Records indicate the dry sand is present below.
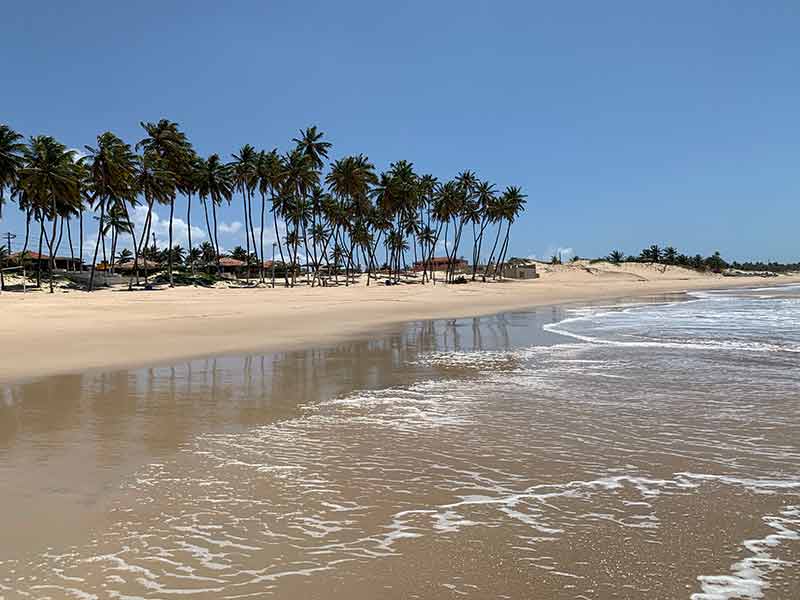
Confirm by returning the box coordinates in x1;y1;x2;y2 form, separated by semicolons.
0;261;797;382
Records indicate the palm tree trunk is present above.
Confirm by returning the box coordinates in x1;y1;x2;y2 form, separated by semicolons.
20;208;31;290
494;221;512;279
472;217;489;280
336;230;349;287
484;222;504;278
55;215;65;258
88;199;106;292
201;196;214;274
36;217;44;288
79;207;83;271
498;224;513;276
241;187;251;282
292;230;301;288
47;199;58;293
411;232;418;274
301;221;311;286
211;200;221;275
441;221;450;283
369;229;385;286
454;219;466;280
168;197;175;286
425;222;445;285
132;201;150;286
187;192;194;277
345;234;356;287
308;209;320;287
247;188;259;277
22;209;31;257
364;242;373;287
271;198;289;287
471;220;478;280
135;200;153;285
100;220;107;268
110;227;118;275
121;204;140;291
259;190;266;283
67;217;75;272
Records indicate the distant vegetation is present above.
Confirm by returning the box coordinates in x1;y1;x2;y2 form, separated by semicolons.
603;245;798;273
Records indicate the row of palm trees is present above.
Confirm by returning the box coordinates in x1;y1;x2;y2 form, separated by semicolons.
606;245;730;272
0;122;527;292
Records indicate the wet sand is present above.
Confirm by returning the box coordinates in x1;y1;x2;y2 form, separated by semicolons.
0;266;798;383
1;292;799;599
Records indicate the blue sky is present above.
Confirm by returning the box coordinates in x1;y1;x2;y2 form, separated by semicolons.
2;1;798;262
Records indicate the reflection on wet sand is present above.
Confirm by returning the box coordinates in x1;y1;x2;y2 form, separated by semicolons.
0;313;538;563
1;296;799;599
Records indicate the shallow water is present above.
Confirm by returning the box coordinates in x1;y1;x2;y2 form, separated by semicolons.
1;288;799;599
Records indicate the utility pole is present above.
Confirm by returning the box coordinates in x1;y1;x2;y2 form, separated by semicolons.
1;233;16;293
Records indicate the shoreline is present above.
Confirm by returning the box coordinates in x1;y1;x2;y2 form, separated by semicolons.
1;272;798;384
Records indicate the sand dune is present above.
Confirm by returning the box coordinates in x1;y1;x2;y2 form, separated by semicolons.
0;263;797;382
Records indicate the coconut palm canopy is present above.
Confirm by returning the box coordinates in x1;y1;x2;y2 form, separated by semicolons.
0;122;527;291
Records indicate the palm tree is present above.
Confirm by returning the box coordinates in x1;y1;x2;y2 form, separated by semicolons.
607;250;625;264
481;191;506;279
230;245;249;262
102;200;134;273
705;250;727;272
435;170;473;282
137;119;192;287
231;144;259;280
291;127;331;284
131;152;173;286
413;174;438;282
198;241;216;270
284;229;300;284
293;126;331;171
493;186;527;279
326;154;378;284
116;247;133;264
195;154;233;275
184;153;201;277
186;247;202;269
164;244;185;267
640;245;662;263
281;148;319;286
470;180;496;279
284;193;313;286
0;124;25;220
429;180;462;283
255;150;285;283
19;136;79;293
84;132;138;290
257;149;288;286
65;158;90;272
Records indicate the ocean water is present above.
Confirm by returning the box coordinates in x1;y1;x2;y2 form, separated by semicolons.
1;286;798;599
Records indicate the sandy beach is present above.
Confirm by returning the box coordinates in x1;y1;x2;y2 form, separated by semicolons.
0;261;798;382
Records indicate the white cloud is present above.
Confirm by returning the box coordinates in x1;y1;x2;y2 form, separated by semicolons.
218;221;242;234
130;205;205;248
252;222;286;246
